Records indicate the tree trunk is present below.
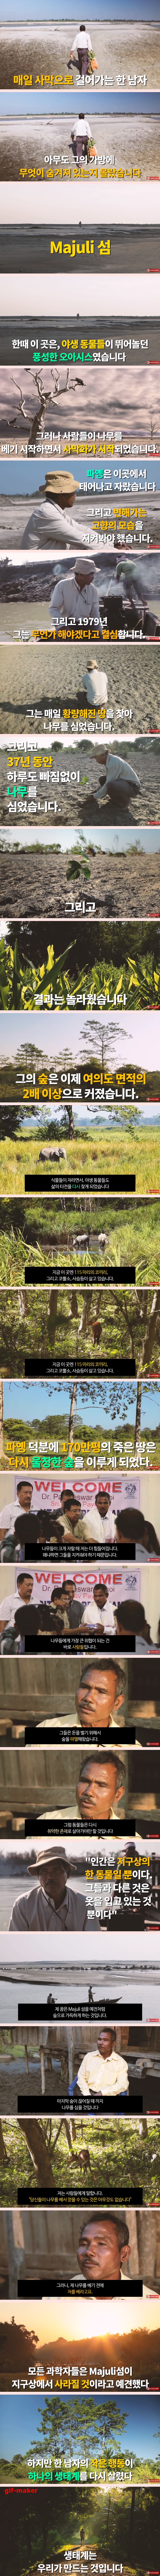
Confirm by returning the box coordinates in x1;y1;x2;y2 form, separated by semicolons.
133;1380;142;1456
133;1289;160;1457
48;1288;58;1349
5;2209;17;2294
40;2045;45;2095
51;2114;77;2157
17;2116;54;2184
0;2118;8;2163
66;1104;75;1138
29;393;47;445
119;1292;135;1366
140;1288;160;1373
78;1294;93;1338
129;2488;136;2531
139;2116;148;2138
68;1379;77;1446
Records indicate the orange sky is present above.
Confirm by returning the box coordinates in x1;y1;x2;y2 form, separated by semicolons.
0;2295;160;2344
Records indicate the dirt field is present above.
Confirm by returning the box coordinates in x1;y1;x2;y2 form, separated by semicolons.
0;20;159;88
0;111;160;181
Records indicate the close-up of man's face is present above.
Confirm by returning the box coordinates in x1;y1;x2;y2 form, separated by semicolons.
28;1854;67;1905
17;1576;33;1603
75;1664;125;1729
17;1482;33;1509
75;558;95;589
97;2030;116;2059
51;1584;75;1610
77;1757;125;1818
78;2218;130;2279
93;1584;109;1608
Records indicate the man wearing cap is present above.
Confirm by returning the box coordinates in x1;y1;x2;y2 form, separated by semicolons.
50;555;103;629
8;1846;90;1933
95;743;140;804
23;470;95;552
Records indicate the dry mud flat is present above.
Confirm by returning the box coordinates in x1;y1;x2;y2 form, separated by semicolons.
0;835;160;918
0;21;159;88
0;823;160;921
2;732;160;834
1;111;160;180
0;638;160;730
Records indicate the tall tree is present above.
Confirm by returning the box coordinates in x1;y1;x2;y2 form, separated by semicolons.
17;2118;54;2185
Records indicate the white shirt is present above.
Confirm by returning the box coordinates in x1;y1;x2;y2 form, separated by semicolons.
15;1572;51;1608
22;500;95;552
80;1505;116;1541
71;29;92;49
0;1592;16;1625
100;752;140;791
73;115;91;135
0;1498;40;1527
83;666;108;705
50;570;101;622
81;1595;116;1630
0;1504;21;1533
77;2046;129;2094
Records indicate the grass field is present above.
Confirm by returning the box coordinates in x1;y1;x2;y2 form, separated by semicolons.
0;1194;160;1285
0;1123;160;1193
0;1284;160;1372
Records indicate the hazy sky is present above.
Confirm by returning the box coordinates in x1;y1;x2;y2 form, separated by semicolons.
1;1008;160;1068
0;2292;159;2340
1;829;160;858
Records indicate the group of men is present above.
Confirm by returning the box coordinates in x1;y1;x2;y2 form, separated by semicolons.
0;1568;154;1649
1;1476;158;1558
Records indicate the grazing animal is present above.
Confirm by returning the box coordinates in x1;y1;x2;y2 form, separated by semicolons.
39;1143;67;1164
91;1319;102;1346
